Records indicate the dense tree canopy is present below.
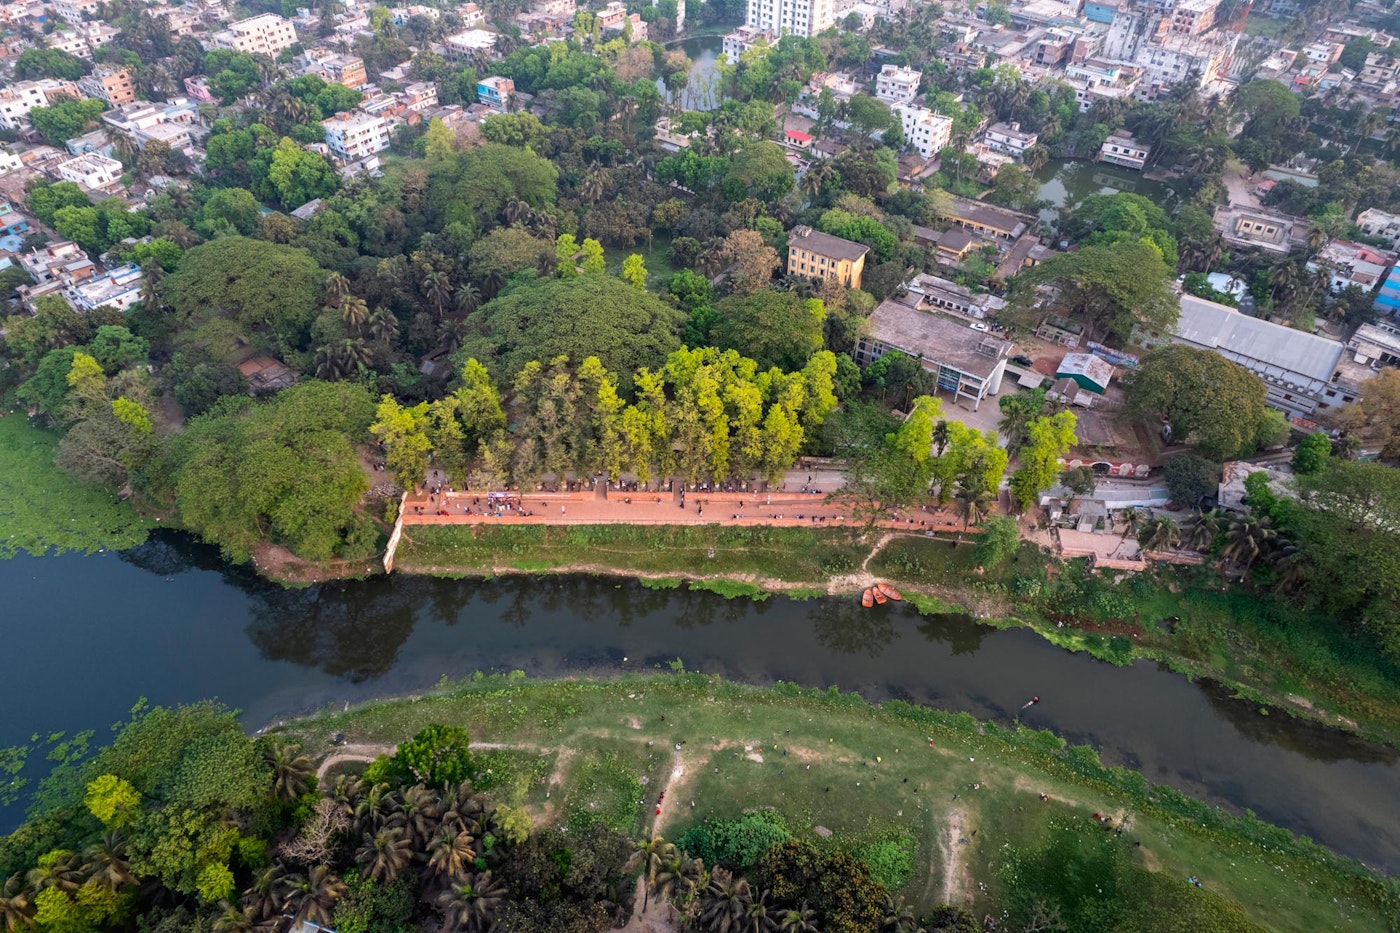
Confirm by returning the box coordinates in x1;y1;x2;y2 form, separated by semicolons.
1126;346;1268;460
456;275;682;386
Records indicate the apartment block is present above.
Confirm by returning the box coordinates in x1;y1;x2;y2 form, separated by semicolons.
54;152;123;190
50;0;98;26
892;103;952;159
321;111;392;162
875;64;921;104
210;13;299;56
78;67;136;107
0;79;80;130
744;0;835;38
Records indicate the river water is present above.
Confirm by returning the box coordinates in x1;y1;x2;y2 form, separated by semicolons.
3;531;1398;871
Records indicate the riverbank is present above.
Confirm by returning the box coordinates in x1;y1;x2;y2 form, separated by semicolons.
272;674;1398;931
392;523;1400;752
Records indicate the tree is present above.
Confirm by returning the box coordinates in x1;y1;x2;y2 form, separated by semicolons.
1010;411;1077;511
1138;516;1181;552
1163;454;1220;508
997;388;1046;455
816;209;896;263
250;137;339;209
84;774;141;827
371;396;433;491
1223;514;1279;568
455;276;682;389
621;254;648;290
723;141;796;203
436;872;507;933
1292;431;1332;474
28;98;106;145
196;187;262;237
1013;239;1177;342
1126;346;1268;460
1337;369;1400;462
15;47;86;80
711;291;825;372
468;227;554;287
263;740;314;804
709;229;780;294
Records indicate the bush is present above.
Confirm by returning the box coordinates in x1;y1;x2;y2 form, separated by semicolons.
677;811;790;870
856;835;915;890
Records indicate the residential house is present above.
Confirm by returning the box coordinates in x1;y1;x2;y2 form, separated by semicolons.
0;202;30;236
476;76;515;111
443;29;497;59
1348;319;1400;371
721;25;775;61
1214;205;1303;254
0;146;22;175
891;103;952;159
980;122;1038;159
183;76;216;103
856;294;1011;409
50;0;98;26
67;262;142;311
903;272;1008;320
1375;261;1400;317
946;197;1031;241
1356;208;1400;251
53;152;122;191
0;79;80;130
786;225;869;289
743;0;836;39
1309;240;1396;294
874;64;921;104
1098;128;1149;170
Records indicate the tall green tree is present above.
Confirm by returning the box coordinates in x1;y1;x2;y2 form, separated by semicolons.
1126;346;1268;460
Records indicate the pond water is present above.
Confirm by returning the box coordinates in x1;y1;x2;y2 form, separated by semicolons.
3;531;1398;871
1033;158;1182;231
658;34;726;112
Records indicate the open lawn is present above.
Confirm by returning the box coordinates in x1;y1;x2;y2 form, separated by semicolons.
277;676;1398;933
0;413;152;558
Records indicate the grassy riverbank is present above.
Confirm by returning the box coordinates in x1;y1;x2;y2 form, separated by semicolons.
275;674;1398;932
394;523;1400;750
0;413;152;558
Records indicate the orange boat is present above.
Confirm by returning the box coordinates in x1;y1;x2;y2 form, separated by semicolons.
874;588;888;605
877;583;904;601
861;588;875;608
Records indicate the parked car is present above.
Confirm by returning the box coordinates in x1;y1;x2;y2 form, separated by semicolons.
1011;354;1033;366
969;321;989;332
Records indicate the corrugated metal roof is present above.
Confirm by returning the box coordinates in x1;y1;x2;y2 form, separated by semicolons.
1175;295;1344;383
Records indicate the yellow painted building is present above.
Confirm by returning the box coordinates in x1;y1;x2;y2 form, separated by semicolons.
786;225;869;289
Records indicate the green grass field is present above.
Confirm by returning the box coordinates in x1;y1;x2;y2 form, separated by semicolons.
0;413;152;558
280;676;1398;932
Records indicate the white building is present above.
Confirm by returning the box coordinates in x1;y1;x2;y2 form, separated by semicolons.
321;111;391;162
0;80;80;130
1098;129;1149;170
442;28;497;60
981;122;1038;159
50;0;99;27
744;0;835;38
0;146;22;175
45;29;90;59
892;103;952;159
1356;208;1400;251
722;25;777;61
875;64;921;104
68;263;143;312
54;152;123;190
209;13;299;56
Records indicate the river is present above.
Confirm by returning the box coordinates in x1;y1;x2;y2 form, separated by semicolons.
3;530;1398;872
1033;157;1182;231
658;34;726;112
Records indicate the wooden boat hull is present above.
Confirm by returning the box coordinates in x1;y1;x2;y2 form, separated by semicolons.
861;588;874;608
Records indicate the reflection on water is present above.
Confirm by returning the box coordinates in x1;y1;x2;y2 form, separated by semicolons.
3;530;1399;870
1033;158;1180;228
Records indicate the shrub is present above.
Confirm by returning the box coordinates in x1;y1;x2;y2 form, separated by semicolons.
856;835;915;889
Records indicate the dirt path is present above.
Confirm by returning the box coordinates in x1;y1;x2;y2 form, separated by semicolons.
650;748;693;837
314;741;528;783
940;808;973;906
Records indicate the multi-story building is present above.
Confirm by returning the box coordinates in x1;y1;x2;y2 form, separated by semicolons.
980;122;1039;159
1098;129;1150;169
744;0;835;38
891;103;952;159
442;28;497;60
143;4;201;37
53;152;123;190
321;111;391;162
857;295;1011;409
0;79;80;130
45;29;90;58
209;13;299;56
1357;208;1400;251
0;146;23;175
722;25;776;61
787;225;869;289
1214;205;1302;254
875;64;921;104
400;81;438;112
476;75;515;111
183;76;216;103
1374;262;1400;317
78;67;136;107
1168;0;1220;35
50;0;98;26
1349;319;1400;370
297;49;368;88
68;262;143;311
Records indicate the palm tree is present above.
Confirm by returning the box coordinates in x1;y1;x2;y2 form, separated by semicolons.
439;318;470;353
1119;506;1144;543
800;159;834;202
27;851;83;894
367;306;400;343
627;835;676;911
401;784;442;849
340;296;371;335
315;338;374;381
83;833;135;892
282;865;346;927
503;198;531;226
1183;509;1222;553
0;874;33;933
425;827;476;885
777;902;818;932
1223;514;1278;568
1138;516;1181;552
265;741;315;804
423;271;453;320
324;271;352;307
700;869;753;933
579;166;608;205
742;888;778;932
240;863;287;923
454;283;483;315
352;782;403;836
358;826;413;884
436;872;507;933
931;419;951;457
954;482;994;532
211;901;254;933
